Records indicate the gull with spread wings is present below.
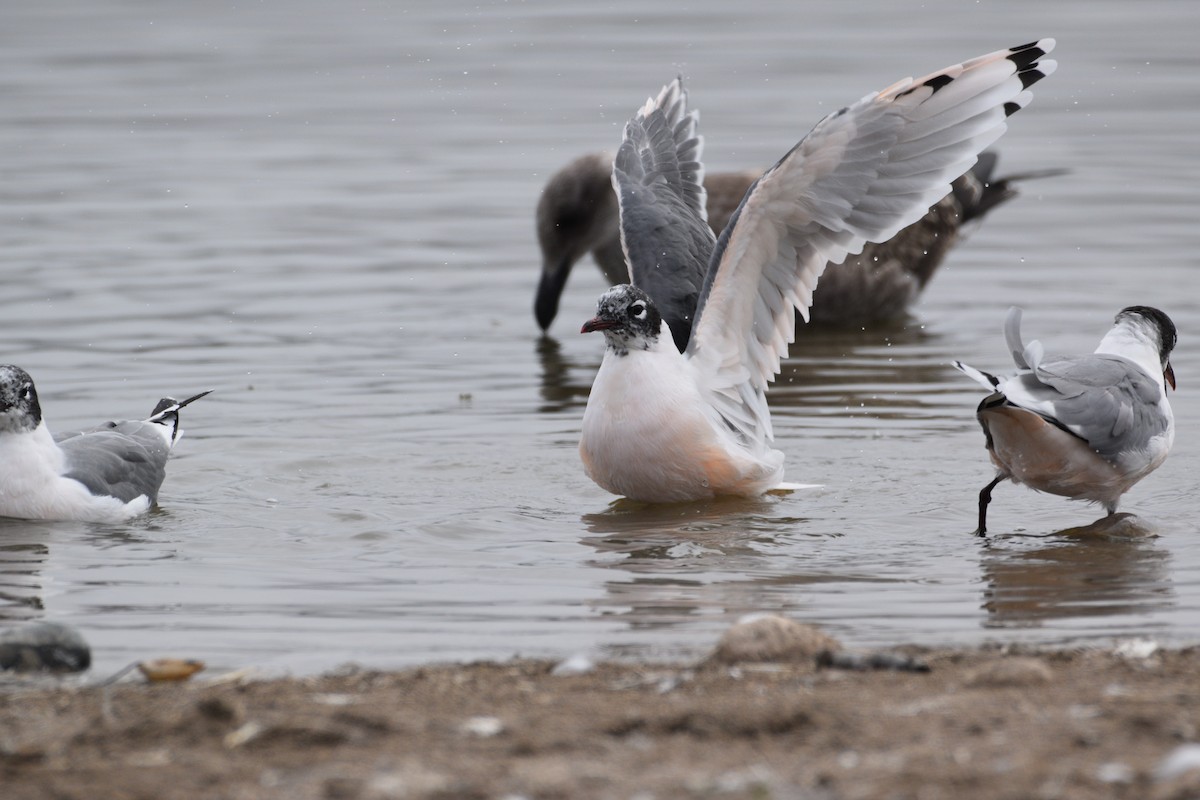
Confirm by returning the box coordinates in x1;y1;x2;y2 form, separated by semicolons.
579;40;1057;503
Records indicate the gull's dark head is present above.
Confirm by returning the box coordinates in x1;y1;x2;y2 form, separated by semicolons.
581;285;662;355
0;365;42;433
1117;306;1177;390
535;152;618;331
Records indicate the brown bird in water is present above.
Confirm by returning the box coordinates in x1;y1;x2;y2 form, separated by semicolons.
535;148;1055;344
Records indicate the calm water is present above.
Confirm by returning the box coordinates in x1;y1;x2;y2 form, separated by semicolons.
2;0;1200;676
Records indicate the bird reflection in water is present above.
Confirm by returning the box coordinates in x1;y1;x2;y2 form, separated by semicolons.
578;497;833;634
0;530;51;624
979;514;1173;627
581;496;805;560
535;334;593;415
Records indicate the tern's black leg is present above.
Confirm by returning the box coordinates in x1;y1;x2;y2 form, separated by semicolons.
973;475;1006;537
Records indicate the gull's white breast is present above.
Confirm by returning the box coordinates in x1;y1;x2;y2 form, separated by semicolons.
580;342;783;503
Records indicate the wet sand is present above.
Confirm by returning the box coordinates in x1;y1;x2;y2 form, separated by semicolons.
4;642;1200;799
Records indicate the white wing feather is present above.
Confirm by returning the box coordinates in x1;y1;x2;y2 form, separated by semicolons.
684;40;1056;447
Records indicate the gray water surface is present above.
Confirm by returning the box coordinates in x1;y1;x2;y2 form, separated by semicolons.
2;0;1200;676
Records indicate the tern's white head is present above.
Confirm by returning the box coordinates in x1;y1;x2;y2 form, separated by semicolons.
1111;305;1177;390
580;284;665;356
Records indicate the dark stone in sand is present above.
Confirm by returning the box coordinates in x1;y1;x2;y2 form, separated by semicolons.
0;621;92;672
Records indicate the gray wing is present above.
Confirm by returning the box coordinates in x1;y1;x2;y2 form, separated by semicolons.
55;421;170;504
612;77;718;352
1001;354;1167;461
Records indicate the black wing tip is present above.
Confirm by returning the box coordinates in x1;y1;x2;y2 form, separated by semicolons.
894;70;953;99
1008;40;1050;67
901;39;1053;101
923;73;954;93
1017;67;1049;90
1008;38;1055;89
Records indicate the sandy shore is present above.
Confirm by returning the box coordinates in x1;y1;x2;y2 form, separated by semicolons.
4;637;1200;800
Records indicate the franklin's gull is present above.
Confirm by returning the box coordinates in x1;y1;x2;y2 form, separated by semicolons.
0;365;210;522
953;306;1176;535
579;40;1057;502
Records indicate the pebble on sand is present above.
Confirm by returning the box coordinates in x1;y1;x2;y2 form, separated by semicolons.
0;621;91;673
705;615;840;666
963;657;1054;688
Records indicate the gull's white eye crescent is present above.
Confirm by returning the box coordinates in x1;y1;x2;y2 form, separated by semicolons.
630;303;646;320
19;384;32;401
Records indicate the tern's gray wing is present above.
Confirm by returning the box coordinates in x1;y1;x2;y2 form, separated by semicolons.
612;77;718;352
55;421;170;504
684;41;1056;448
1001;354;1168;462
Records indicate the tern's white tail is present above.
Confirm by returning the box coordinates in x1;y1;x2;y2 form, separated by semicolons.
952;361;1000;392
